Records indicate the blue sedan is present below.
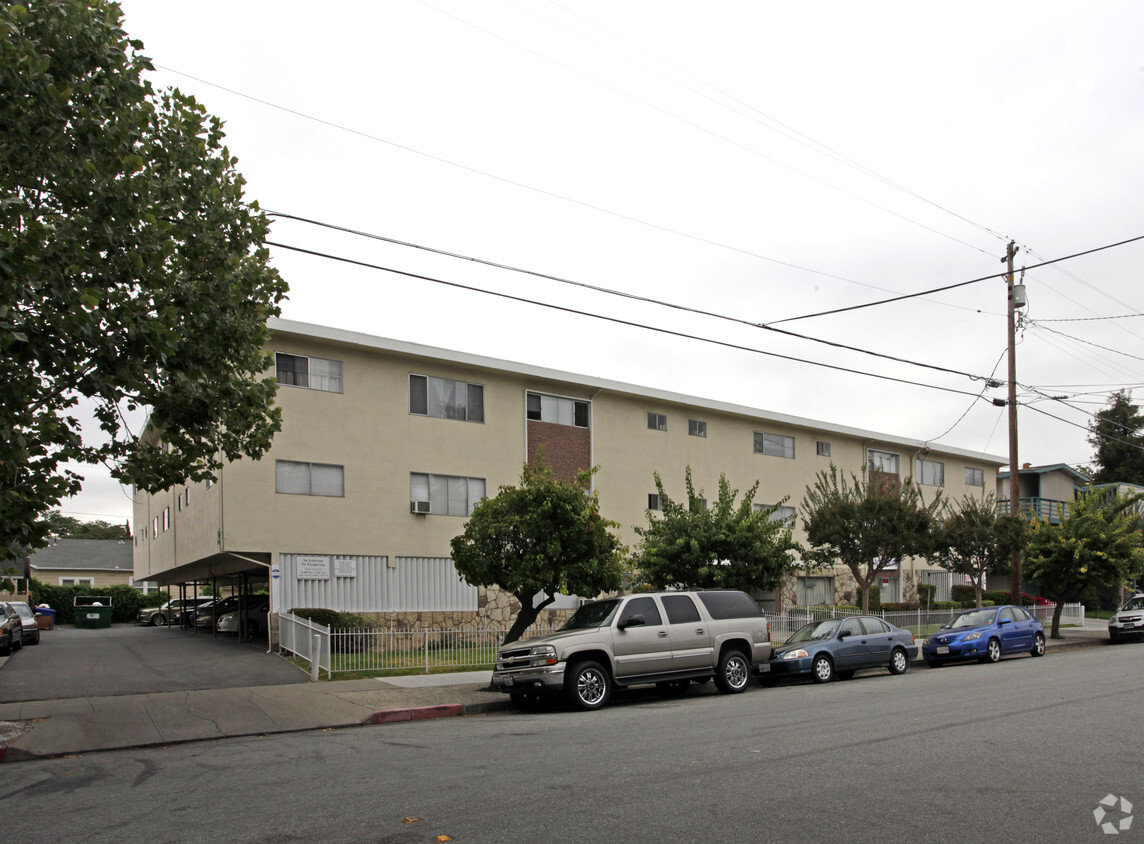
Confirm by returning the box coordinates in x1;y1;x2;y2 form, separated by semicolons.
767;615;919;683
922;605;1046;667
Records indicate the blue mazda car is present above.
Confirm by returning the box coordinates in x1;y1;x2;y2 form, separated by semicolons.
922;605;1046;667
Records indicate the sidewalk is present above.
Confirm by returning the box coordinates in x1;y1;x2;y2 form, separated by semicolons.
0;624;1112;763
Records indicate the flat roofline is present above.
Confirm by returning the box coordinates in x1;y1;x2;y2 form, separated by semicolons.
270;318;1007;466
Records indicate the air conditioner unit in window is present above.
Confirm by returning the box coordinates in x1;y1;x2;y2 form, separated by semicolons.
410;500;431;514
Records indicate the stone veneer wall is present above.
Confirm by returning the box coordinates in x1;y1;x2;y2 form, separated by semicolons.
327;584;575;630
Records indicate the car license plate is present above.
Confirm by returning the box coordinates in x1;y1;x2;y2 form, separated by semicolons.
757;664;771;673
503;676;514;688
936;646;949;655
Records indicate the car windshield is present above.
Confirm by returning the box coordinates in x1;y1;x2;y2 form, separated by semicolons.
788;619;843;643
10;604;33;619
947;609;997;629
1122;597;1144;611
561;599;621;631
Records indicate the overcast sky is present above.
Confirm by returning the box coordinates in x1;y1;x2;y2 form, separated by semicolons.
63;0;1144;526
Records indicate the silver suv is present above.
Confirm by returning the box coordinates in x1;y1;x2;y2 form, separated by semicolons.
492;590;772;710
1108;594;1144;642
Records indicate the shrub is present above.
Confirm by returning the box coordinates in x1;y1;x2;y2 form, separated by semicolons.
855;585;882;611
916;582;937;607
933;601;960;610
951;585;976;606
291;608;340;627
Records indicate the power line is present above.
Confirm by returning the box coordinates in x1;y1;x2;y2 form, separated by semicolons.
267;210;993;384
766;234;1144;325
1028;321;1144;365
266;238;989;402
1033;313;1144;323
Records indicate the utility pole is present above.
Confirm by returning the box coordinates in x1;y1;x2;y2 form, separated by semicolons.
1004;240;1023;603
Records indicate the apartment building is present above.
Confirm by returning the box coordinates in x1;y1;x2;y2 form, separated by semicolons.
133;318;1005;625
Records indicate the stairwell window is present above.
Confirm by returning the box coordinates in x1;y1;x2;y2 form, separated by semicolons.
410;375;484;423
275;352;343;393
918;458;945;487
965;467;985;487
410;473;486;516
755;432;794;459
275;461;345;497
868;449;900;477
526;392;589;427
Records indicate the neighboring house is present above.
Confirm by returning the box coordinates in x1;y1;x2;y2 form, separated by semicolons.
29;538;141;590
995;463;1089;523
133;318;1006;626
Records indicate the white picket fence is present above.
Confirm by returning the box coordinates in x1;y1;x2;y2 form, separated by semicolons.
280;603;1085;678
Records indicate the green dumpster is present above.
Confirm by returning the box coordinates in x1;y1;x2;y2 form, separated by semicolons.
74;596;113;629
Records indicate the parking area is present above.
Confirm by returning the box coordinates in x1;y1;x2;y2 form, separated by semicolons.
0;623;306;704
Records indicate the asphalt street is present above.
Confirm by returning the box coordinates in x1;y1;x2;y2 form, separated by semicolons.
1;638;1140;842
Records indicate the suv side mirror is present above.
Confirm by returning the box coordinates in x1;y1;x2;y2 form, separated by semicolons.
618;614;646;630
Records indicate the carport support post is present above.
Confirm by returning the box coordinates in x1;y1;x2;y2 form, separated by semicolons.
311;633;321;682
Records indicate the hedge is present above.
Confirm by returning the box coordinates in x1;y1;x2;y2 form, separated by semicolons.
29;579;157;624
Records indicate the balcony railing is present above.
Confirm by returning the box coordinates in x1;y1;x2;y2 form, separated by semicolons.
996;497;1070;523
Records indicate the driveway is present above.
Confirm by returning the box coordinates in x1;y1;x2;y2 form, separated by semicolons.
0;623;306;703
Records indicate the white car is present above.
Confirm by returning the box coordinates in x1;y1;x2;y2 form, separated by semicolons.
1108;594;1144;642
216;597;270;637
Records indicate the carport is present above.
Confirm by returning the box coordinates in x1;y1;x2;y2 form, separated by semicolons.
149;552;274;649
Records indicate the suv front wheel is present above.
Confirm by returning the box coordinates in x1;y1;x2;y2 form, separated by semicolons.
565;659;611;711
714;649;751;694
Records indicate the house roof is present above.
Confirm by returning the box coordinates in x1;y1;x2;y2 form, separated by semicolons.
269;318;1008;466
28;538;134;572
995;463;1090;483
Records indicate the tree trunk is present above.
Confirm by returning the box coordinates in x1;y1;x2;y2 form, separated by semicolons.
855;570;870;613
1050;600;1065;640
973;577;983;608
503;592;556;645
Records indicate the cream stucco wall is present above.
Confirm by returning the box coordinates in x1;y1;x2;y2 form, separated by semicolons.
133;319;1006;612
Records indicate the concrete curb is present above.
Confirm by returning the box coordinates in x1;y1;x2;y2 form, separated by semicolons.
361;699;514;725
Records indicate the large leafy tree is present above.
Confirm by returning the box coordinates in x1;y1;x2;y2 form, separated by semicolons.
629;468;799;594
1;1;287;561
801;465;942;613
931;493;1025;607
42;510;129;540
450;464;624;645
1088;390;1144;484
1024;488;1144;638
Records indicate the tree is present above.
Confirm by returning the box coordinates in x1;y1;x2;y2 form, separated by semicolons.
450;464;623;645
801;465;942;613
41;510;129;540
629;468;799;594
1088;390;1144;484
931;494;1025;607
1024;487;1144;638
0;1;287;562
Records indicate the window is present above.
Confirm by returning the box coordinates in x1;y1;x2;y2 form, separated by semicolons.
755;432;795;459
184;489;190;506
647;412;667;432
409;473;486;516
862;617;891;635
662;595;701;624
526;392;589;427
756;503;796;525
695;498;707;510
839;617;862;638
868;449;900;475
688;419;707;438
648;494;661;511
965;467;984;487
60;577;94;586
817;441;831;457
618;596;662;627
162;507;170;531
275;352;343;393
917;459;945;487
409;375;484;422
152;516;159;538
275;461;345;497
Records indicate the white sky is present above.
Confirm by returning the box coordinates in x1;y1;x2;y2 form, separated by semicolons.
63;0;1144;526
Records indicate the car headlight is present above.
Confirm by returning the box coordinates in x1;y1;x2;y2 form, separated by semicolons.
530;645;558;667
782;649;809;660
963;632;982;641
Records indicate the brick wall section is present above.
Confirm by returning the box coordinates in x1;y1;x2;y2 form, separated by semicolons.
527;420;591;482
